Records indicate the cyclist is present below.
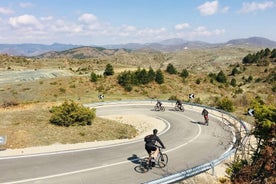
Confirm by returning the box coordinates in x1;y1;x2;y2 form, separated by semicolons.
156;100;162;109
176;100;183;110
144;129;165;168
201;108;209;125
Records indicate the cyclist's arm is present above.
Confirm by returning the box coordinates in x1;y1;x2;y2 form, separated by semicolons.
156;136;165;149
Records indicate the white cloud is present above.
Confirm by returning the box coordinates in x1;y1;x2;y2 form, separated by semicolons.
239;1;274;13
121;25;136;32
197;0;218;16
40;16;53;21
136;28;167;36
174;23;190;30
221;6;229;13
0;7;14;15
190;26;225;37
9;14;42;29
20;2;34;8
78;13;97;24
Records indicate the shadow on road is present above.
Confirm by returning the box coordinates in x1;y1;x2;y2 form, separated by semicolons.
127;154;141;164
190;121;207;126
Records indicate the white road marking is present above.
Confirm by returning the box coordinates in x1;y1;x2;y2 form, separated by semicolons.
0;114;202;184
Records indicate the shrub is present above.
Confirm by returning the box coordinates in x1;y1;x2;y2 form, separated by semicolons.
49;100;96;127
217;97;234;112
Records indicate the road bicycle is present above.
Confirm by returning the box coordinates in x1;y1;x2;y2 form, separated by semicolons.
174;104;185;112
135;145;168;173
154;104;165;111
204;115;209;126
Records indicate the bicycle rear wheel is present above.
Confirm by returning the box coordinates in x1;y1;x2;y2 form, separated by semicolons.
157;153;168;168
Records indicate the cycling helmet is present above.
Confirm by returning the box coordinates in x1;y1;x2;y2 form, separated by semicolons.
153;129;158;134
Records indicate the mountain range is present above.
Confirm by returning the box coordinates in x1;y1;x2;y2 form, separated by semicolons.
0;37;275;57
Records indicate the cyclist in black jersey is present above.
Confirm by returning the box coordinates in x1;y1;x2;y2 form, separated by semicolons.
144;129;165;167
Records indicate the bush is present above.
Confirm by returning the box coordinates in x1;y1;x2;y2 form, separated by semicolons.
49;100;96;127
217;97;234;112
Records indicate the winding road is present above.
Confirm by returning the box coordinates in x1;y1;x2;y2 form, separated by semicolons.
0;102;234;184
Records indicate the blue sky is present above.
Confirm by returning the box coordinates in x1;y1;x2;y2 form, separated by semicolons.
0;0;275;45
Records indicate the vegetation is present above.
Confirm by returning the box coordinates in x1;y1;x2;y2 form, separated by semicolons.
242;48;276;65
117;67;164;91
103;63;114;76
228;100;275;184
49;100;96;127
1;47;275;183
166;63;177;74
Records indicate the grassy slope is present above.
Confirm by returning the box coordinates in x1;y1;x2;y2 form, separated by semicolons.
0;46;275;149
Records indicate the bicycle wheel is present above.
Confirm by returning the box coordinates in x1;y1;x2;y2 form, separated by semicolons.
161;106;165;111
157;153;168;168
135;158;149;173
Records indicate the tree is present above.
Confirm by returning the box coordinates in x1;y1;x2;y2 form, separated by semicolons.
90;72;98;82
103;63;114;76
216;70;227;83
230;78;237;87
230;101;276;184
148;67;156;82
155;69;164;84
180;69;189;78
166;63;177;74
231;67;239;76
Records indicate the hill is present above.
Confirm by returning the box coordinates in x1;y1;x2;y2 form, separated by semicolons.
0;37;275;56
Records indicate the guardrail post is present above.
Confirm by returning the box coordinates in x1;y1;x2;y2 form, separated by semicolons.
211;162;215;176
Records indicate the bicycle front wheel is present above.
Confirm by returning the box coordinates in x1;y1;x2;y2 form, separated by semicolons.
157;153;168;168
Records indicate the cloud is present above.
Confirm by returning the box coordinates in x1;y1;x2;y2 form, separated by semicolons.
78;13;97;24
197;0;218;16
9;14;42;29
190;26;225;37
239;1;274;13
19;2;34;8
174;23;190;30
0;7;14;15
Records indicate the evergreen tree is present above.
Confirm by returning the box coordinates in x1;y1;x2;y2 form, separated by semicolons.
166;63;177;74
155;69;164;84
148;67;156;82
216;70;227;83
180;68;189;78
90;72;98;82
104;63;114;76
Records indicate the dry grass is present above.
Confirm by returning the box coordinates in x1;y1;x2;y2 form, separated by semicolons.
0;103;137;149
0;46;275;149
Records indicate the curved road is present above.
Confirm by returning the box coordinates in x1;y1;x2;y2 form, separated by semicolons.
0;102;233;184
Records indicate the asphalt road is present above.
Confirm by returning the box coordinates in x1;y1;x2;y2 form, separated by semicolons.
0;103;233;184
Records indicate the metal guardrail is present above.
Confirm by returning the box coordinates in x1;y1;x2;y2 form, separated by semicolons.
142;100;249;184
87;100;249;184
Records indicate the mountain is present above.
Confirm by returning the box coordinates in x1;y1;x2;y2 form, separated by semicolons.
0;37;275;57
37;46;130;59
226;37;276;47
0;43;81;57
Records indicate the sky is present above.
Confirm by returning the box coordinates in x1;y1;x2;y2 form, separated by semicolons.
0;0;275;45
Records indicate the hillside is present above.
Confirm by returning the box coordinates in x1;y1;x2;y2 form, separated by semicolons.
0;46;275;112
1;37;276;56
